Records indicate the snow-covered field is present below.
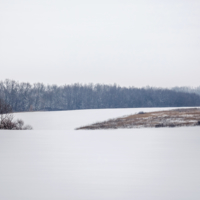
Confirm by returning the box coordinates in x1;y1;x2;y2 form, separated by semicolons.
0;107;200;200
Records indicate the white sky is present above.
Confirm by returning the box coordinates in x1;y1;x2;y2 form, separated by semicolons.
0;0;200;87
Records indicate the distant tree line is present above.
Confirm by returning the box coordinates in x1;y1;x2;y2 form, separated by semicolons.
172;86;200;96
0;79;200;112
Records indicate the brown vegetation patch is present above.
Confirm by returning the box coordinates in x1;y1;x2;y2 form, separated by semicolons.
76;108;200;130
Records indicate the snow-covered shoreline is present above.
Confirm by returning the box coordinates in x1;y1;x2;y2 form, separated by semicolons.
12;107;200;130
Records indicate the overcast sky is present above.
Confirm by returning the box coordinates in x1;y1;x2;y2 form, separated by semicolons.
0;0;200;87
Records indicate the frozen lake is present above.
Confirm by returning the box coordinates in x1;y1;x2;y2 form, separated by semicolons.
0;108;200;200
13;107;193;130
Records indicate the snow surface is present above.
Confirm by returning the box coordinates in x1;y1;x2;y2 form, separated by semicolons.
1;108;200;200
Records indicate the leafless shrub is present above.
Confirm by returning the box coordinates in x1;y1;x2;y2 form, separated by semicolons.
155;124;164;128
0;115;33;130
0;98;33;130
138;111;145;114
168;124;176;128
196;121;200;126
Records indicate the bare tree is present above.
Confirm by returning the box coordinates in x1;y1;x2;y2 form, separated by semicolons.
0;98;13;128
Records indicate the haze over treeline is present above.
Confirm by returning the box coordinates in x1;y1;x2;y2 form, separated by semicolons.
172;87;200;96
0;79;200;112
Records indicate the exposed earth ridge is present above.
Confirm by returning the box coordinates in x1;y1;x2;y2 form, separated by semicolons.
76;108;200;130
